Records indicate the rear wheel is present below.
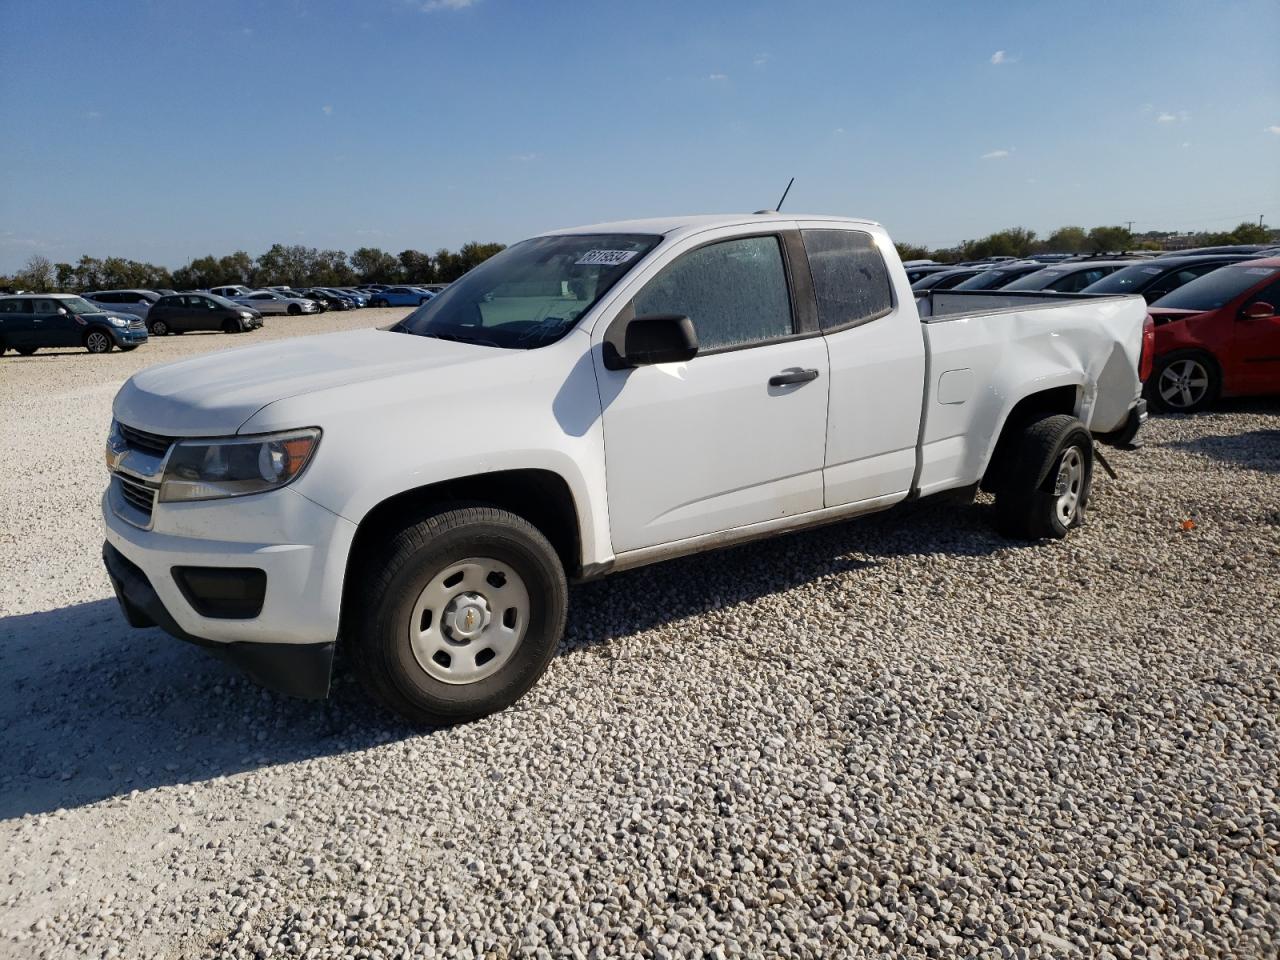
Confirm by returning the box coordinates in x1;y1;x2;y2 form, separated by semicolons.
149;319;169;336
85;331;113;354
351;505;568;725
992;414;1093;540
1147;351;1219;413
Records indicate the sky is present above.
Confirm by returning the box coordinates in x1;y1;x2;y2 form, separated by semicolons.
1;0;1278;273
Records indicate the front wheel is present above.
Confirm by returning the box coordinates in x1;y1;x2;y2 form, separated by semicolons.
351;506;568;725
16;346;37;356
149;319;169;336
992;414;1093;540
287;304;302;316
85;331;113;354
371;298;388;308
1147;351;1219;413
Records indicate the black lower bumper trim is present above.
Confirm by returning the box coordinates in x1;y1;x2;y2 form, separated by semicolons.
1096;399;1147;449
102;541;334;700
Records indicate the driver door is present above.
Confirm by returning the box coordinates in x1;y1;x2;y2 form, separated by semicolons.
592;231;829;554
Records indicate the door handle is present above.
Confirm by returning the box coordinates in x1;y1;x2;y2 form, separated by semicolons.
769;367;819;387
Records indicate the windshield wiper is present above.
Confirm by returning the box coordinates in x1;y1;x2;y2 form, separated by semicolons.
422;330;502;348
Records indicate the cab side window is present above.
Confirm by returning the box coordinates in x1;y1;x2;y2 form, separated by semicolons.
632;235;793;352
32;299;59;314
801;229;894;331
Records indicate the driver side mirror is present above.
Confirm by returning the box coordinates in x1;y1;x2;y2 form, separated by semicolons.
603;312;699;370
1240;301;1276;320
56;307;69;316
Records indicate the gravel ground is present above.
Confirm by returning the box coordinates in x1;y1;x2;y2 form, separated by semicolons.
1;312;1277;959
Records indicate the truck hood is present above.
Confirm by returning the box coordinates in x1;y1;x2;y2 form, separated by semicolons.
113;329;493;435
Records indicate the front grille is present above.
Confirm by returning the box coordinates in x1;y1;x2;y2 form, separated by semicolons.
116;473;157;519
119;423;174;457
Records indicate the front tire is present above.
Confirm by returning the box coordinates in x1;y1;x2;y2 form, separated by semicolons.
16;346;37;356
371;298;388;308
351;506;568;725
149;319;169;336
1147;351;1219;413
85;331;113;354
992;414;1093;540
287;304;302;316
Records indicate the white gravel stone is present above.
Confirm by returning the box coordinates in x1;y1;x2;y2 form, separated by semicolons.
0;310;1277;958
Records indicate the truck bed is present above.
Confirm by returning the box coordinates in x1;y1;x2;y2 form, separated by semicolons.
911;289;1148;498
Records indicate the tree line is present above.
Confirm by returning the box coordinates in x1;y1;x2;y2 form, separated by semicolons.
894;221;1275;264
2;241;507;294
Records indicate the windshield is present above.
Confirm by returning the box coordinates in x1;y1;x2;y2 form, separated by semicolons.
63;297;103;315
1084;263;1167;293
1002;269;1062;291
208;293;239;308
1154;265;1279;311
955;269;1012;290
395;233;661;348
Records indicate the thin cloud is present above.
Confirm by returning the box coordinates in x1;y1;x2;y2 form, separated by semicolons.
1157;110;1189;123
422;0;475;10
82;110;102;120
982;149;1010;159
833;127;845;135
511;152;538;162
752;53;770;67
1266;125;1280;135
709;73;728;81
321;105;333;116
990;50;1018;65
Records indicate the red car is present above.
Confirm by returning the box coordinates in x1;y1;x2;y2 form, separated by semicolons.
1146;257;1280;412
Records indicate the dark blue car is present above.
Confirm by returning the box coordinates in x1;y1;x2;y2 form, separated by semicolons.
0;293;148;355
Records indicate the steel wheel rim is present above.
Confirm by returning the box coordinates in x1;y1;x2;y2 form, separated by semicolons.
409;557;530;685
1054;446;1084;526
87;332;110;352
1158;359;1209;409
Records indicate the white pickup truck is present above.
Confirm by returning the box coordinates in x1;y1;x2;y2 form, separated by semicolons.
102;214;1151;723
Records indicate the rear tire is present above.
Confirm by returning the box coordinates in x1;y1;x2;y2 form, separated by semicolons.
992;414;1093;540
16;346;37;356
1146;350;1219;413
350;505;568;725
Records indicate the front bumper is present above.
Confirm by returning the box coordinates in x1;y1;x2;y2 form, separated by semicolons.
101;486;358;698
103;542;334;699
114;326;149;346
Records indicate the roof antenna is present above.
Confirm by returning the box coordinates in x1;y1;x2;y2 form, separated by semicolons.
754;177;794;215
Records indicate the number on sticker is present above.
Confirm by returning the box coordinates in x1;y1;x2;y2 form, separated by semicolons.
576;250;638;266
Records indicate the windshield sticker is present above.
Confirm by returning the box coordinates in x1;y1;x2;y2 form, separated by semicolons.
1141;267;1162;275
575;249;638;266
1244;267;1277;276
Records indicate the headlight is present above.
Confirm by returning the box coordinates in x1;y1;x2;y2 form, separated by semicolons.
240;311;254;319
159;429;321;503
108;315;128;327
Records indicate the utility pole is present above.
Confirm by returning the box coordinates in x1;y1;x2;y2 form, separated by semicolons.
1125;220;1134;232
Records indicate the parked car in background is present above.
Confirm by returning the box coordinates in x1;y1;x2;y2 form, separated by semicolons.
232;290;320;315
1080;255;1255;304
85;289;161;320
301;289;352;311
369;286;435;307
1157;244;1275;258
329;288;368;307
209;285;254;299
417;284;449;294
1145;259;1280;412
0;294;148;355
146;293;263;335
909;266;990;293
904;264;951;284
952;261;1049;291
1000;261;1130;293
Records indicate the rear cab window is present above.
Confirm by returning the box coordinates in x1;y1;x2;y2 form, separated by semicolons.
801;229;894;331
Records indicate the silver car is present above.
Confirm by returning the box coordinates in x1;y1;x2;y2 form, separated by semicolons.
232;290;320;316
84;289;160;320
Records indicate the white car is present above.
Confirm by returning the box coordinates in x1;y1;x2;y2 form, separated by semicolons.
208;285;253;299
231;290;319;315
102;213;1150;723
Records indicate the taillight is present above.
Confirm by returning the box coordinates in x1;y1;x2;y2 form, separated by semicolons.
1138;314;1155;381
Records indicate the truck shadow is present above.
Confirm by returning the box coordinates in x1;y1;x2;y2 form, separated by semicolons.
0;496;1013;820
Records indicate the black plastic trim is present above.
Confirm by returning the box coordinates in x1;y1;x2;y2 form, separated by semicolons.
172;565;267;619
103;542;333;699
